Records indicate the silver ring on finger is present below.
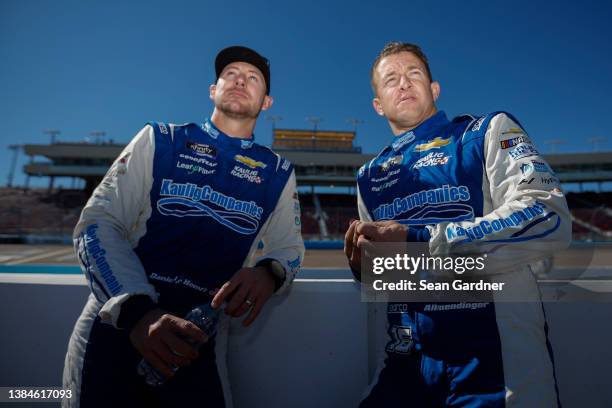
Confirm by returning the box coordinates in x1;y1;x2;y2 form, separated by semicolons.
245;299;254;306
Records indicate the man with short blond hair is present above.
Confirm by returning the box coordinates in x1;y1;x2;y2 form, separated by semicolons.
346;42;570;407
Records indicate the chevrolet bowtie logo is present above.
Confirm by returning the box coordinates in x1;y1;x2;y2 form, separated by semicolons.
414;137;451;152
234;154;267;169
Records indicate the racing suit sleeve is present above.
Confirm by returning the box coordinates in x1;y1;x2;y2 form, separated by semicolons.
357;184;373;222
426;113;572;273
73;125;157;327
254;170;305;294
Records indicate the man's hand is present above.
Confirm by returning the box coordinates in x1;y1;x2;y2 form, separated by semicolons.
344;220;363;272
211;267;275;327
356;221;408;243
129;308;207;379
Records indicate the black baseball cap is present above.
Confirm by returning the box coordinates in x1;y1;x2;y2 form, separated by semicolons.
215;46;271;94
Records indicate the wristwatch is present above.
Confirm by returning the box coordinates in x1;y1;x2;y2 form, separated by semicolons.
255;258;286;292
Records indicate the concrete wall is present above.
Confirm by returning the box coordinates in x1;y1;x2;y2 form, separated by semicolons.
0;274;611;407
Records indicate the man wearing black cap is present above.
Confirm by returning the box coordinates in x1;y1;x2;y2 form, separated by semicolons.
63;46;304;407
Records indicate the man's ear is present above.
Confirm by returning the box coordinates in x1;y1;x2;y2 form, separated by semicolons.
261;95;273;111
430;81;441;102
372;97;385;117
209;84;216;101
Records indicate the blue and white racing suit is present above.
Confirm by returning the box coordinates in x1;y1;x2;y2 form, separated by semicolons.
357;111;571;407
63;120;304;407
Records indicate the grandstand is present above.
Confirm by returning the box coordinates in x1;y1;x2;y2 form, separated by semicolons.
2;129;611;242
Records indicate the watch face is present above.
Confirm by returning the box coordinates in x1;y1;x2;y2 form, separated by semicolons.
269;260;286;280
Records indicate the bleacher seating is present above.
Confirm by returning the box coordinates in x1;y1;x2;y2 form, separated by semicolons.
0;188;85;236
1;189;610;241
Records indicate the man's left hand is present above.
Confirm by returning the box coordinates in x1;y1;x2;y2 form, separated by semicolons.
356;220;408;243
211;267;275;327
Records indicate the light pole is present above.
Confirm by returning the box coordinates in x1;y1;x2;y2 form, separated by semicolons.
90;131;106;144
588;137;607;152
346;118;364;133
44;129;61;144
306;116;322;149
544;139;566;154
266;115;283;131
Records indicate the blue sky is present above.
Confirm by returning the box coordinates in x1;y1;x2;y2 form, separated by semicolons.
1;0;611;188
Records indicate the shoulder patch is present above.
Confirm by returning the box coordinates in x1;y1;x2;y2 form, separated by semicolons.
470;116;486;132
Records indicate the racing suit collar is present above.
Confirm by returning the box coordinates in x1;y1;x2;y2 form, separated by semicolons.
202;118;255;149
396;110;449;141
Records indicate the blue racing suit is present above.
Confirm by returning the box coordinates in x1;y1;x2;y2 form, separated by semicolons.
63;120;304;407
356;111;571;407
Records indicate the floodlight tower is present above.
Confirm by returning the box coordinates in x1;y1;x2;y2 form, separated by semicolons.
306;116;322;148
44;129;61;144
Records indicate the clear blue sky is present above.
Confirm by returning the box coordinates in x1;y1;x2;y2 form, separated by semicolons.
1;0;611;188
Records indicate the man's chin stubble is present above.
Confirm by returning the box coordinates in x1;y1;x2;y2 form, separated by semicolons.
218;101;262;120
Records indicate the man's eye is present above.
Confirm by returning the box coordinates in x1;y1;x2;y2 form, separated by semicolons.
385;77;397;86
249;75;258;82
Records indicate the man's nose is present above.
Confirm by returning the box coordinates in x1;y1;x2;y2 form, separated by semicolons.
399;75;412;90
235;73;246;87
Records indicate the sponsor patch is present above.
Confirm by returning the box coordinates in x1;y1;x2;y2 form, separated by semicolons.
158;178;263;235
230;165;263;184
288;256;301;275
446;201;551;243
378;155;403;173
115;152;131;174
392;132;416;151
500;135;530;149
241;139;254;149
371;178;399;192
386;325;414;355
158;123;168;135
281;159;291;171
372;168;401;183
186;141;216;158
373;184;472;223
519;177;534;185
520;162;534;177
413;152;450;169
501;127;525;135
235;154;267;169
532;160;555;175
178;153;217;167
83;224;122;295
509;144;539;160
471;116;485;132
203;121;219;138
176;161;216;176
414;136;451;152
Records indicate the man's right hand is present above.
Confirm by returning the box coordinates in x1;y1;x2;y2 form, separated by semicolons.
129;308;208;379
